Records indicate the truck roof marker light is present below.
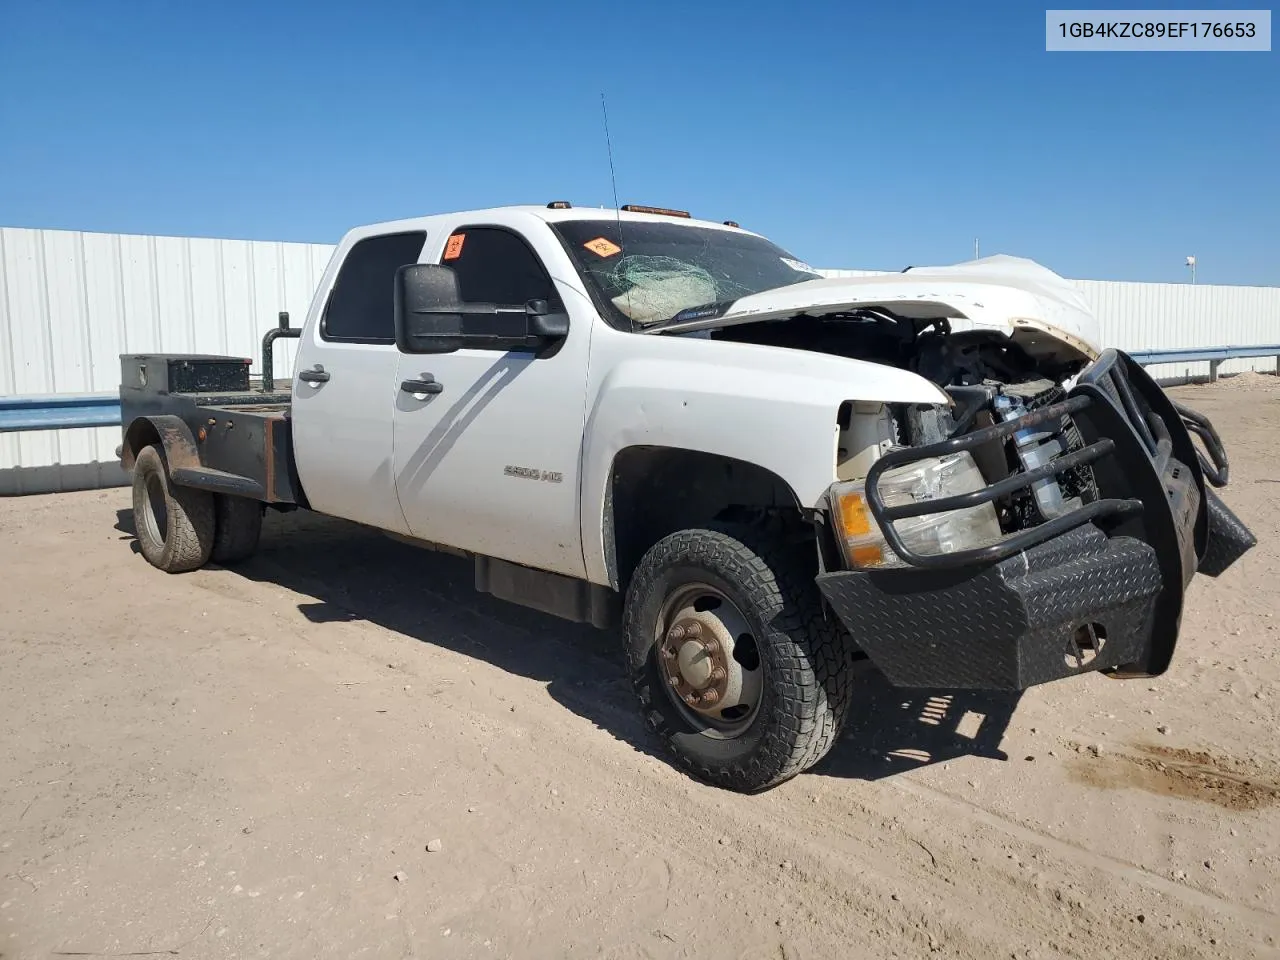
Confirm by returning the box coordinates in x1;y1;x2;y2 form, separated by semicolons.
620;204;691;218
723;221;740;228
547;201;572;209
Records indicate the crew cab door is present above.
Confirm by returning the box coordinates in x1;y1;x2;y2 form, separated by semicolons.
291;231;427;534
392;219;590;578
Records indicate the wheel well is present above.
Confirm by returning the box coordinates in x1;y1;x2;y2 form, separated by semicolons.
606;446;812;590
120;418;162;470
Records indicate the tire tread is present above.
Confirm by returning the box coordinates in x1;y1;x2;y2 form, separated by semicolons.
132;444;214;573
623;522;855;792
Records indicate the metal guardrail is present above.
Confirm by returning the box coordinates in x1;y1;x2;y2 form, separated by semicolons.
1127;344;1280;382
2;345;1278;434
0;393;122;433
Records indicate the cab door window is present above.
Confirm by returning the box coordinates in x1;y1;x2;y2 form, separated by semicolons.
442;227;563;310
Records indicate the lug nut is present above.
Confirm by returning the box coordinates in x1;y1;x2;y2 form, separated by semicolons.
668;624;686;642
685;621;703;638
709;666;727;682
702;637;720;654
701;689;721;705
683;693;699;707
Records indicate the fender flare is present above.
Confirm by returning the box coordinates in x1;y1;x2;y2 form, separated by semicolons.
120;414;266;499
120;415;201;473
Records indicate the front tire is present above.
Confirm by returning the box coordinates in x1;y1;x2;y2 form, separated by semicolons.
622;523;856;793
131;444;215;573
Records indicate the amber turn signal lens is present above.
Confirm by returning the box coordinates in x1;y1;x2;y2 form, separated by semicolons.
849;544;884;567
833;491;872;538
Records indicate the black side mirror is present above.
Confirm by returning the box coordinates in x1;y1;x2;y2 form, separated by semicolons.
526;299;570;339
394;263;469;354
394;264;569;355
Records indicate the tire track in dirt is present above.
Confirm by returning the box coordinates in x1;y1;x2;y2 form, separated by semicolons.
885;776;1280;931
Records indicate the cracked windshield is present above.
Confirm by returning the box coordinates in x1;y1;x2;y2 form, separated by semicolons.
551;219;824;329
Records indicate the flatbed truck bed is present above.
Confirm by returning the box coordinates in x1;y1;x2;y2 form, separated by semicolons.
118;351;302;506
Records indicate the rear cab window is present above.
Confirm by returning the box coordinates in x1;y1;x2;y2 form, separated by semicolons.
323;231;427;343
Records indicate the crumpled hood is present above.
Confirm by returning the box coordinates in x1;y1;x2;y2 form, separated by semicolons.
661;255;1102;361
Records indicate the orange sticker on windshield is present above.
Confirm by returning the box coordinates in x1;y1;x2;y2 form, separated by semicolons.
444;234;466;260
583;237;622;257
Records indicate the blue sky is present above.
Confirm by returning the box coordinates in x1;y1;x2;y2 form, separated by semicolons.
1;0;1275;283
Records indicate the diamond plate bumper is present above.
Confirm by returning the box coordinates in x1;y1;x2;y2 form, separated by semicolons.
817;524;1162;689
816;349;1256;691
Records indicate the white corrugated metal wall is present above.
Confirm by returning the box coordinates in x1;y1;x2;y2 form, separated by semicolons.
1072;279;1280;381
2;227;1277;494
0;227;335;494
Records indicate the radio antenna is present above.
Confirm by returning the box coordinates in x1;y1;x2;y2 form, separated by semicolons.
601;94;621;211
601;94;624;241
600;93;631;317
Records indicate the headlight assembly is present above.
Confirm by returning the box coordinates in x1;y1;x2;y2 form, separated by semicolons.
827;451;1003;568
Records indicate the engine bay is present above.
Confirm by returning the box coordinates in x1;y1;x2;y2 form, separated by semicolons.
708;308;1087;388
709;309;1100;539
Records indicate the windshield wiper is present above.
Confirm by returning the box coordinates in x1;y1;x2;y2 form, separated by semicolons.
644;300;737;333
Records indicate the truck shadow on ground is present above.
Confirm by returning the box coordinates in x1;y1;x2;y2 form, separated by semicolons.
116;507;1020;784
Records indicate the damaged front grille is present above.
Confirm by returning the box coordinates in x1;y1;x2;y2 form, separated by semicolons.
1002;381;1100;528
868;392;1142;570
869;350;1219;571
913;377;1103;536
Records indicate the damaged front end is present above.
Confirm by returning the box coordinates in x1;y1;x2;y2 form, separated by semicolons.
645;250;1255;689
816;349;1257;690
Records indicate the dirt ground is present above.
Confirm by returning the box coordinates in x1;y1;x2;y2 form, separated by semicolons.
2;378;1278;960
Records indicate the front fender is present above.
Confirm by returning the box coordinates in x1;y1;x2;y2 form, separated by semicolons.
578;339;947;585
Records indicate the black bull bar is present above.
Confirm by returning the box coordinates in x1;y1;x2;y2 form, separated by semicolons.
816;349;1257;690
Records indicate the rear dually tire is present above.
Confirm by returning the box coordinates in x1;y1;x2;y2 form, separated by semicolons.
131;443;215;573
211;493;264;565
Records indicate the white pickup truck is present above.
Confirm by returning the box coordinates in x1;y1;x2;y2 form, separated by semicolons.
117;202;1256;793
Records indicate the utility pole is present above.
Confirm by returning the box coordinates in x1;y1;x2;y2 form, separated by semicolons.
1185;255;1197;284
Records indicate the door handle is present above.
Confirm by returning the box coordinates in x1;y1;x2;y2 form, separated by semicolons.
400;376;443;395
298;365;330;384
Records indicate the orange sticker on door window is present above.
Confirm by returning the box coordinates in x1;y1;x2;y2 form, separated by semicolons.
444;234;466;260
583;237;622;257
